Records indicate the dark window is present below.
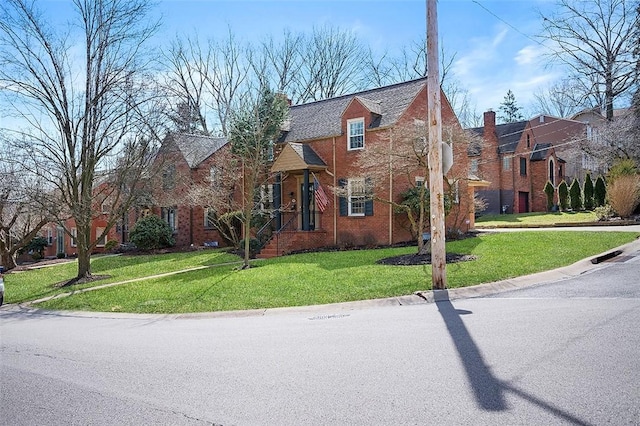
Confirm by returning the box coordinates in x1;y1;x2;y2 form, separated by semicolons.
520;157;527;176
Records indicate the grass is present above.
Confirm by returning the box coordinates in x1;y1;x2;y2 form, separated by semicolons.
476;211;599;227
16;231;636;314
4;249;241;304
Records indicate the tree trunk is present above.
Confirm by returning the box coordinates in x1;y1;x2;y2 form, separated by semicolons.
1;250;17;271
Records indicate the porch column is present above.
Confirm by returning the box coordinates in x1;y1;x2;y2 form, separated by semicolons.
274;172;282;230
302;169;310;231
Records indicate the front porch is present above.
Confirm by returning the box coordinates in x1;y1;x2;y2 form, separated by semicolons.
258;143;332;258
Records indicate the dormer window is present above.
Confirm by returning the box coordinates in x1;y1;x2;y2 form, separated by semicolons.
348;118;365;150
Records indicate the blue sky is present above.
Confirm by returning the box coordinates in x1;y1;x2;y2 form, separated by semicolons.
42;0;561;116
153;0;561;115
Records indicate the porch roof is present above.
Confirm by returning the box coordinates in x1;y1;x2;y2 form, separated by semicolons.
271;142;327;173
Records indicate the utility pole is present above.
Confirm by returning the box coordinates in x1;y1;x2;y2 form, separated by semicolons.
426;0;447;290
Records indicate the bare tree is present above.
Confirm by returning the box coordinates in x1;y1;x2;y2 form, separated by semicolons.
162;29;251;136
337;119;472;255
531;78;594;117
0;142;52;270
540;0;639;120
296;25;367;103
0;0;163;281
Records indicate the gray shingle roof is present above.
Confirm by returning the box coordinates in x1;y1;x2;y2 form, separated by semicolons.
282;78;428;143
468;120;527;154
530;143;552;161
167;133;228;168
290;143;327;167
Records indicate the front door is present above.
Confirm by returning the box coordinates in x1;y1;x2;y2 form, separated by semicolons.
56;226;65;255
518;192;529;213
300;183;316;230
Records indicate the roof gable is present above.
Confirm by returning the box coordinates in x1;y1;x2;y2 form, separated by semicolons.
271;143;327;173
164;133;228;168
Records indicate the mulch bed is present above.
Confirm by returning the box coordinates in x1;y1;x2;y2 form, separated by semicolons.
376;253;477;266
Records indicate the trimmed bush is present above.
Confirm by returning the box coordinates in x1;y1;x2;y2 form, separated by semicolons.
583;173;594;210
557;180;569;211
129;215;175;251
569;178;582;211
594;176;606;207
594;204;614;221
543;181;555;211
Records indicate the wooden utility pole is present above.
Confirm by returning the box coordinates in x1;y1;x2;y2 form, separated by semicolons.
426;0;447;289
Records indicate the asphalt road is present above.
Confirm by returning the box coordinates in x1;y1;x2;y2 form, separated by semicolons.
1;242;639;425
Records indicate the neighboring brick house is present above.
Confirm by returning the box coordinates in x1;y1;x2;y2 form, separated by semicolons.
470;111;586;215
150;133;230;248
260;77;480;257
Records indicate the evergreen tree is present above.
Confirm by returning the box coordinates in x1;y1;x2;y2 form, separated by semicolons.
594;176;607;207
558;180;569;211
569;178;582;210
544;180;555;211
498;90;524;123
583;173;595;210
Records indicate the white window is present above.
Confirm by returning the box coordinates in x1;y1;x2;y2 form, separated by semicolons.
209;166;218;186
415;176;425;187
70;228;77;247
452;181;460;204
347;118;365;150
259;184;274;212
502;157;511;171
204;208;216;229
161;207;177;232
47;229;53;246
348;178;366;216
95;227;106;247
470;159;479;174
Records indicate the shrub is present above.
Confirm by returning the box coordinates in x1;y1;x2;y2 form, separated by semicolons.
583;173;594;210
607;158;638;183
607;174;640;218
129;215;175;251
557;180;569;211
543;181;555;211
594;176;606;207
240;237;261;258
20;236;48;256
569;178;582;211
56;252;66;259
104;240;119;252
594;205;614;221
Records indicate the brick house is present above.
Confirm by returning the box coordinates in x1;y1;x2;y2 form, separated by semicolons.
259;77;480;257
150;133;231;248
470;111;586;215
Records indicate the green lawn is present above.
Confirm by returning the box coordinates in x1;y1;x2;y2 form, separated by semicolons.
4;249;241;304
476;211;599;227
18;231;637;314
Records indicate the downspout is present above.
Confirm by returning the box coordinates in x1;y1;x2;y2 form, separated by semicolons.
388;130;393;245
333;136;337;245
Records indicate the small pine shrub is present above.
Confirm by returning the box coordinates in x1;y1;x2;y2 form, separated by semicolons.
543;181;555;211
129;215;175;251
583;173;594;210
557;180;569;211
104;240;119;252
569;178;582;211
594;176;606;207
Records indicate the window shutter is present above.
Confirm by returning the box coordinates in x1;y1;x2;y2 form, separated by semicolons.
365;177;374;216
338;178;347;216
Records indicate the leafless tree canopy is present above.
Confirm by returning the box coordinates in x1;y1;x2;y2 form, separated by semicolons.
0;0;163;279
540;0;639;120
532;78;594;118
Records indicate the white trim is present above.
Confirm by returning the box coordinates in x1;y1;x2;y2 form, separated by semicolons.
348;177;366;216
347;118;365;151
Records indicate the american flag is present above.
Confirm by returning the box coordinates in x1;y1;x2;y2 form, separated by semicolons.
313;175;329;212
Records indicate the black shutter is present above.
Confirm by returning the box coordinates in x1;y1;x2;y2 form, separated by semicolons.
338;178;348;216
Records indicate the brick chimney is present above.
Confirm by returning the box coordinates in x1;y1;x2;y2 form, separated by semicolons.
484;110;496;132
